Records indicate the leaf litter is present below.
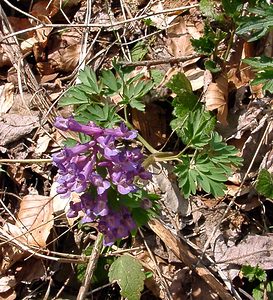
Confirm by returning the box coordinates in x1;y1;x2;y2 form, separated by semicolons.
0;0;273;299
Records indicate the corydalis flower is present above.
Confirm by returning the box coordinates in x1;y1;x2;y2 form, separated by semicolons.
53;117;151;245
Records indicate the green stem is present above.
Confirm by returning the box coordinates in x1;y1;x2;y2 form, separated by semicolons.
223;28;235;62
121;117;158;154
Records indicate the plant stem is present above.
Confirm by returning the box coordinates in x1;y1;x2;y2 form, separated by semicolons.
223;28;235;62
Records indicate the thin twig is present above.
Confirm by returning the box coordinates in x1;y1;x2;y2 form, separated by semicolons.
77;232;104;300
118;54;202;67
0;158;52;164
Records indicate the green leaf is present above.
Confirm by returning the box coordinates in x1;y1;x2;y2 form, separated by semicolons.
77;248;115;286
204;60;222;73
150;69;164;85
242;265;267;282
109;255;145;300
131;41;148;62
166;72;193;95
221;0;243;17
236;3;273;41
191;25;226;55
175;133;242;198
200;0;216;18
178;108;216;148
129;98;145;111
243;56;273;93
252;69;273;93
243;56;273;69
256;169;273;198
101;70;119;92
78;66;100;94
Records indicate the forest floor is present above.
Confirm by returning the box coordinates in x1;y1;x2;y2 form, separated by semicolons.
0;0;273;299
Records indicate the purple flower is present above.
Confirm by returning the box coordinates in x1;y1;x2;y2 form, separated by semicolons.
98;207;136;246
90;173;110;195
53;117;152;245
54;116;103;136
67;201;82;218
104;122;137;140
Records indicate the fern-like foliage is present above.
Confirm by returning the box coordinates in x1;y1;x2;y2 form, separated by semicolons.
167;73;243;198
237;2;273;42
59;63;154;128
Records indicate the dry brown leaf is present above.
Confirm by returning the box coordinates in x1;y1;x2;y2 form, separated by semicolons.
184;67;204;91
204;73;228;125
14;258;46;284
0;114;39;146
132;103;167;148
216;234;273;270
8;17;33;39
0;83;14;114
60;44;81;73
152;163;191;219
31;0;59;18
20;37;38;54
167;16;195;58
0;239;25;272
3;195;53;248
34;135;52;155
16;195;53;247
148;2;176;29
47;30;82;72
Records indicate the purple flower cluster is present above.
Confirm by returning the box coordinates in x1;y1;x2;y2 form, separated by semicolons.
53;116;152;245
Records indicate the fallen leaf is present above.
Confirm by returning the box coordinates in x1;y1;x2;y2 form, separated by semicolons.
167;16;195;59
0;114;39;146
34;134;52;155
152;162;191;219
132;103;168;148
216;234;273;270
3;195;54;248
204;73;228;125
0;83;14;113
0;46;11;68
16;195;54;248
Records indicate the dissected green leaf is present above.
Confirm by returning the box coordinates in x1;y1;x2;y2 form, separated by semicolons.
200;0;216;18
256;169;273;198
242;265;267;282
150;69;164;85
243;56;273;69
221;0;243;17
237;3;273;41
177;107;216;148
78;66;100;94
243;56;273;93
175;132;242;198
109;255;145;300
252;70;273;93
75;104;121;128
191;25;226;55
101;70;119;92
131;41;148;61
